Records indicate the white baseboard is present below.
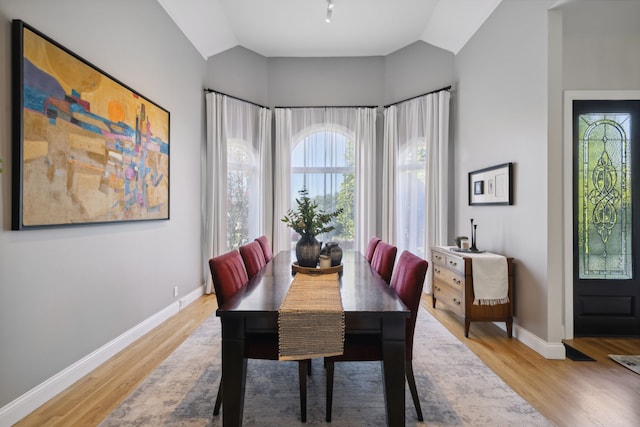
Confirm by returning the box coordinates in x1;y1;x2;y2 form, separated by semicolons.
426;293;567;360
487;321;566;360
513;323;566;360
0;285;205;427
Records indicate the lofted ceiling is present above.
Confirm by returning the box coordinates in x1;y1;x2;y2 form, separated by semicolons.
157;0;502;59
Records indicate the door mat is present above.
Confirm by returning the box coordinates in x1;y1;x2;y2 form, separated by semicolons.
609;354;640;375
563;343;596;361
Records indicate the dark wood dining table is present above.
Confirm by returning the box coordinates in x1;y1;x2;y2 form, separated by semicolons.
216;250;410;426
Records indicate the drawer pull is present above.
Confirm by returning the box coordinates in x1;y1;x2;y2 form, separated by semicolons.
449;260;457;267
434;285;441;291
435;255;443;261
434;267;440;274
452;278;461;285
453;298;461;305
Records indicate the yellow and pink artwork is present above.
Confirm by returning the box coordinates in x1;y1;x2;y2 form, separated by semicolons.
12;20;170;228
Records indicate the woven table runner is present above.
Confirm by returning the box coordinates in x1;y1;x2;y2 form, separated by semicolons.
278;272;345;361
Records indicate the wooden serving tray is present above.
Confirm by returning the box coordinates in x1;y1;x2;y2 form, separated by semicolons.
291;262;343;275
450;247;485;254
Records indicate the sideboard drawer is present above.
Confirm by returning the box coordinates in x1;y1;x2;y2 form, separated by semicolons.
443;269;465;289
433;280;464;316
444;254;465;275
432;263;446;281
432;250;446;267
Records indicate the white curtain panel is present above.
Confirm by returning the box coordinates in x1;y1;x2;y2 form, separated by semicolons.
203;92;228;294
354;107;378;255
273;108;293;253
382;105;398;243
428;91;450;247
384;90;450;290
258;108;273;249
423;91;450;290
203;93;271;294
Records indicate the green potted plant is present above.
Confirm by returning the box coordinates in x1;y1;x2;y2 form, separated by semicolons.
282;187;343;267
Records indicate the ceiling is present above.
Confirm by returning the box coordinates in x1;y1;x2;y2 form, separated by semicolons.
157;0;502;59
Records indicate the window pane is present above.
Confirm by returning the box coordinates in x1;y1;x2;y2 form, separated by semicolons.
578;113;632;279
292;132;351;169
291;131;354;249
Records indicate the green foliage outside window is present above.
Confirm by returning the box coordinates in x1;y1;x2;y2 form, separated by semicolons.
335;173;354;240
334;138;355;243
227;169;249;250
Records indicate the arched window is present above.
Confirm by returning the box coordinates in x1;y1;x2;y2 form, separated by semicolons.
274;106;377;254
291;127;355;249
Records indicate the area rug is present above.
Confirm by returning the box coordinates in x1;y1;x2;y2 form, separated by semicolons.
100;306;552;426
609;355;640;375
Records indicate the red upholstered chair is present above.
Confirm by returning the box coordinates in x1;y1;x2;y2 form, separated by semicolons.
209;250;248;305
255;235;274;263
209;250;308;422
370;241;397;284
324;250;428;422
239;241;267;279
365;236;381;263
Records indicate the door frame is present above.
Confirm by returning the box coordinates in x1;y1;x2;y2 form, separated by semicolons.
563;90;640;339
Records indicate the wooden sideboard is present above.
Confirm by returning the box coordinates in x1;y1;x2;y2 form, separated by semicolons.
431;246;514;338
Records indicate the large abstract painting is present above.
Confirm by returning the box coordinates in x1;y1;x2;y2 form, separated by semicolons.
11;20;170;229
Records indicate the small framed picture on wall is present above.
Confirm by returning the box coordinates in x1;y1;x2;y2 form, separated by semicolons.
468;162;513;205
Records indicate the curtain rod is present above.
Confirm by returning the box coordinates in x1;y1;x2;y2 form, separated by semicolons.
383;85;452;108
203;88;268;109
274;105;378;109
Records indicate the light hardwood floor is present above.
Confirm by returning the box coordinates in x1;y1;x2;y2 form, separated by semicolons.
15;293;640;426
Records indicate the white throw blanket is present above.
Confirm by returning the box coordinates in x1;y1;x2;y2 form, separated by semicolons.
463;251;509;305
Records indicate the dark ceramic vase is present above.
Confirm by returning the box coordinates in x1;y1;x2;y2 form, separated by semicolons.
295;234;322;267
325;241;343;266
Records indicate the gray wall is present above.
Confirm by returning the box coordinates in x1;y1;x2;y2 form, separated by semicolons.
206;42;455;109
266;56;386;107
384;41;454;105
453;0;555;342
206;46;269;105
453;0;640;348
0;0;206;408
562;0;640;90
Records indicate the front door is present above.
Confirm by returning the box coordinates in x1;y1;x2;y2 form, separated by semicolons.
573;100;640;336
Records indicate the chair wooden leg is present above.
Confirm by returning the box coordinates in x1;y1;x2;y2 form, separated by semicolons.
298;360;307;422
307;358;312;376
406;362;423;421
213;378;223;416
325;360;334;422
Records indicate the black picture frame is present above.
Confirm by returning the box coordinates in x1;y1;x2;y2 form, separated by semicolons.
468;162;513;205
12;20;170;229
